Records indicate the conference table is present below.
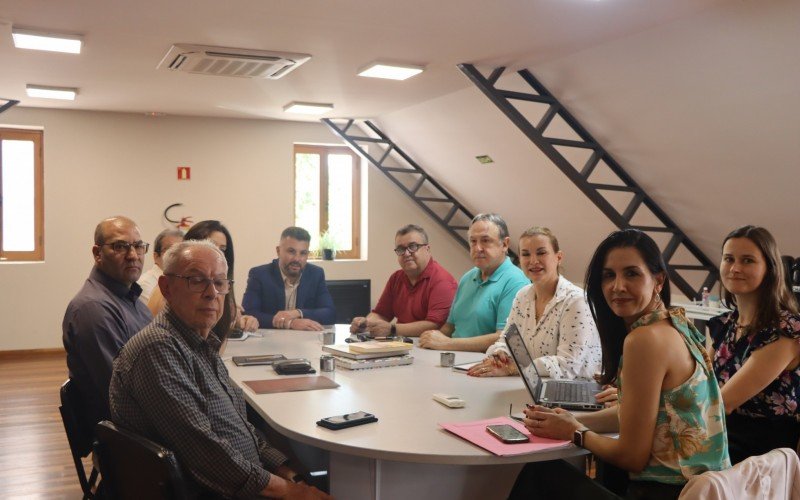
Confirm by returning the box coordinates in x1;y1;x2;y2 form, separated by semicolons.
224;326;587;499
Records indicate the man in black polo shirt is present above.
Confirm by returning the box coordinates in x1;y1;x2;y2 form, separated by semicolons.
62;215;153;426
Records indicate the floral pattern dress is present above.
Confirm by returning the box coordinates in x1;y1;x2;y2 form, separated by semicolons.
710;309;800;419
619;308;730;484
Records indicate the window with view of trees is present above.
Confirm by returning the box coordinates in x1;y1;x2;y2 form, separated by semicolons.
0;128;44;262
294;144;361;259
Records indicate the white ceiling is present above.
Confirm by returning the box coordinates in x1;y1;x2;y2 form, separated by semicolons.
0;0;723;121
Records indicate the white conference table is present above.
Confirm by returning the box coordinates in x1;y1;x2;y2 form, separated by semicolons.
224;326;587;500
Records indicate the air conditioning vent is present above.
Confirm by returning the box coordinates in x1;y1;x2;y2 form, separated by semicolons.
157;44;311;79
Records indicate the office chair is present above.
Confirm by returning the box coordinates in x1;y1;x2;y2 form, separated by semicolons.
58;379;99;499
93;420;190;500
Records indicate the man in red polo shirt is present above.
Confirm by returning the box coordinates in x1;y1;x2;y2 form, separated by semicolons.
351;224;457;337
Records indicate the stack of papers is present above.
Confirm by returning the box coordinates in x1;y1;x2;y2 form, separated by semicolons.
335;354;414;370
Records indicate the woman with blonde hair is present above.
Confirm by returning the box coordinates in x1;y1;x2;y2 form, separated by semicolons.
469;226;601;380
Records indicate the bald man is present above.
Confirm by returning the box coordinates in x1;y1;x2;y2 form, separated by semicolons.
62;216;153;427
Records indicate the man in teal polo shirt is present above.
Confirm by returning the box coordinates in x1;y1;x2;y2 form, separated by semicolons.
419;213;529;352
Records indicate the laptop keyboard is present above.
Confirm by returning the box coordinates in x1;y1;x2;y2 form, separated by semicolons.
545;382;590;403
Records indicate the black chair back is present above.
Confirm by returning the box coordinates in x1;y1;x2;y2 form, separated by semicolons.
93;420;190;500
59;379;99;499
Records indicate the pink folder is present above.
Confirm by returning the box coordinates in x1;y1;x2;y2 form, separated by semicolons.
439;416;570;456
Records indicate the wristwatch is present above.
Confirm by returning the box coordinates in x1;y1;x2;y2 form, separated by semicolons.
572;428;589;448
390;324;397;336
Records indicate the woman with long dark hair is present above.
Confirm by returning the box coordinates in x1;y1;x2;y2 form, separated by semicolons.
709;225;800;463
510;229;729;499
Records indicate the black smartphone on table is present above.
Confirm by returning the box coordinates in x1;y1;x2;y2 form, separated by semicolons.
317;411;378;430
486;424;530;443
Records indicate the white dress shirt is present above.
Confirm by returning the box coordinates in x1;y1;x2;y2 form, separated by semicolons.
137;264;162;304
487;276;602;380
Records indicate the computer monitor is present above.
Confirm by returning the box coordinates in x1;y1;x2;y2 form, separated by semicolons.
326;279;371;324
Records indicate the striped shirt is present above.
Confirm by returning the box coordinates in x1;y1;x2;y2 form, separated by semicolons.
110;306;287;498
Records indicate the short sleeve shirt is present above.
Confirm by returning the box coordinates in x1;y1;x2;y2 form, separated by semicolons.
446;257;530;338
372;258;457;327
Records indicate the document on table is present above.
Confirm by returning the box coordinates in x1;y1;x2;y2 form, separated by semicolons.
243;376;339;394
439;416;570;456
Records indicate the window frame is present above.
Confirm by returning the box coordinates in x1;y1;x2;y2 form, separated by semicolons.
0;128;44;262
294;144;361;260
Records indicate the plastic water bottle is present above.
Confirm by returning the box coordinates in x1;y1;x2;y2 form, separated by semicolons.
701;287;710;308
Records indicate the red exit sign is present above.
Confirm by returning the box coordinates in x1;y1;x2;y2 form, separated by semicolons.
177;166;191;180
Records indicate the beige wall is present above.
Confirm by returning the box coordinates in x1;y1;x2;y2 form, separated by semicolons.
0;107;472;351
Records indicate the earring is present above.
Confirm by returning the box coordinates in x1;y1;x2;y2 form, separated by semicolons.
652;289;663;308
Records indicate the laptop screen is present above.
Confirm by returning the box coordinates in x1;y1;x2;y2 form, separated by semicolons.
505;324;542;404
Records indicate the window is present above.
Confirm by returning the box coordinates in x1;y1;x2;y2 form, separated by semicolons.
294;144;361;259
0;128;44;262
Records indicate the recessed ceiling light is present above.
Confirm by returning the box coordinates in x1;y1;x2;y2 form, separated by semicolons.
12;28;82;54
283;101;334;115
358;62;424;81
26;85;78;101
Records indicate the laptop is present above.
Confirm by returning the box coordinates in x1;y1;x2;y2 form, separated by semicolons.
505;323;604;411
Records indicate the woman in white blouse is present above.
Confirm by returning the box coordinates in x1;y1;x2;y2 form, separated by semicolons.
468;227;602;380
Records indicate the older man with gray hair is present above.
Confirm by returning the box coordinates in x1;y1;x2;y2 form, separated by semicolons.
110;240;329;499
420;213;529;352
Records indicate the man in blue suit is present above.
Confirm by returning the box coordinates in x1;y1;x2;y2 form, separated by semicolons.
243;227;335;331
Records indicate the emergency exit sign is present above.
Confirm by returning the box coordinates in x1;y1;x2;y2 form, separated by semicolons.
177;166;191;180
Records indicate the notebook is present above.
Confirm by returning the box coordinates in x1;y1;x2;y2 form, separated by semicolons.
439;416;570;456
323;344;410;360
243;376;339;394
505;323;603;411
346;340;412;354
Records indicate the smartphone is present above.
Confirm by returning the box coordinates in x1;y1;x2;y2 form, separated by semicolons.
486;424;530;444
317;411;378;430
232;354;286;366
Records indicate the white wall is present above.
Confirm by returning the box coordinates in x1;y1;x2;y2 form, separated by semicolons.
377;0;800;300
0;107;472;351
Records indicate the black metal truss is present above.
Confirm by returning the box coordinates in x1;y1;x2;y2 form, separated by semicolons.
0;99;19;115
458;64;718;299
322;118;475;250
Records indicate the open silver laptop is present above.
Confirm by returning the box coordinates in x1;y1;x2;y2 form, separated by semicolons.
505;323;604;411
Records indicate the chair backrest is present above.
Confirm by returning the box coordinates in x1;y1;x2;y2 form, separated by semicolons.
59;379;99;498
679;448;800;500
93;420;189;500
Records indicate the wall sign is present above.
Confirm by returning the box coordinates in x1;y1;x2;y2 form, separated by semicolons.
177;166;191;180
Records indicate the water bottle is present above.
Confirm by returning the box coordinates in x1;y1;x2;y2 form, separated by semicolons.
701;287;710;308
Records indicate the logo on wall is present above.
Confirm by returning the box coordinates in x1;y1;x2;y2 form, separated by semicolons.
164;203;193;231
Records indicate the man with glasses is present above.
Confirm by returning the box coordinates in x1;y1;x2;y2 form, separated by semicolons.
419;213;529;352
110;240;329;499
350;224;457;337
243;226;335;331
62;216;153;427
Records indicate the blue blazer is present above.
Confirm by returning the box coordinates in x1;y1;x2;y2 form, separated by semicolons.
242;259;336;327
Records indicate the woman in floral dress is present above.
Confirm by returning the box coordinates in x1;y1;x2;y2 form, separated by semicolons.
509;229;729;499
709;225;800;464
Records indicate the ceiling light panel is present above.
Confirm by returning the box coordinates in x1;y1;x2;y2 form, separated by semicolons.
26;85;78;100
358;62;424;80
283;102;333;115
12;28;82;54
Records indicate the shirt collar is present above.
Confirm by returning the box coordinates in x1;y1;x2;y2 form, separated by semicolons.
279;266;301;286
404;258;436;286
474;256;511;284
91;266;143;301
163;305;222;352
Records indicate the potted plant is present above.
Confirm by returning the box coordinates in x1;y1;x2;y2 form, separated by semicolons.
319;229;338;260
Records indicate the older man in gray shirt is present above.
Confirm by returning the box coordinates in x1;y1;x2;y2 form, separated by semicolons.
62;215;153;426
110;240;329;499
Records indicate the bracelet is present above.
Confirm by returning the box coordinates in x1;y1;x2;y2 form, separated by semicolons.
286;319;294;330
